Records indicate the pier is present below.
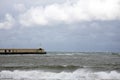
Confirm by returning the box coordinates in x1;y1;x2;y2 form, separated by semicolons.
0;48;46;54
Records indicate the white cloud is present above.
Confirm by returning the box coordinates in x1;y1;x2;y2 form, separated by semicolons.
14;4;26;12
0;14;15;29
19;0;120;27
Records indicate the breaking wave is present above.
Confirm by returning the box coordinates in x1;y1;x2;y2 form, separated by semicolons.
0;69;120;80
0;65;81;71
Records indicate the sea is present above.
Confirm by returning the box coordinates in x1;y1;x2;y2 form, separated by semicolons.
0;52;120;80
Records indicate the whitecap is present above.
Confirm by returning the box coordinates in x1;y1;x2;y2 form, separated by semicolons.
0;69;120;80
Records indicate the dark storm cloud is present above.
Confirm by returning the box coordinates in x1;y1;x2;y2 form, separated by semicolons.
0;21;120;52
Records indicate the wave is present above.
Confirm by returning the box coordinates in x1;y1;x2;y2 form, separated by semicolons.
0;65;81;72
0;69;120;80
1;64;120;72
111;52;120;57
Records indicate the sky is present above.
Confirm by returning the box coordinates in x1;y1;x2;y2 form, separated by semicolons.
0;0;120;52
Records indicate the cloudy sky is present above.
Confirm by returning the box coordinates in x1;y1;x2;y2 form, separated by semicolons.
0;0;120;52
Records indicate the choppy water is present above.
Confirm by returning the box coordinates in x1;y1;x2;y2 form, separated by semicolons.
0;52;120;80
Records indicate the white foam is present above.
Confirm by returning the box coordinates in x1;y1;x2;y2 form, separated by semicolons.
0;69;120;80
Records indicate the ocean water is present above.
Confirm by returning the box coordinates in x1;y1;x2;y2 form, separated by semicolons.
0;52;120;80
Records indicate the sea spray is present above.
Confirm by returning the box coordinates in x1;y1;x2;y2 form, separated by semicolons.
0;69;120;80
